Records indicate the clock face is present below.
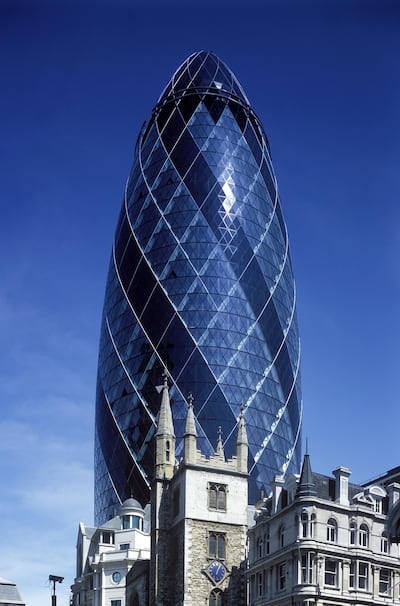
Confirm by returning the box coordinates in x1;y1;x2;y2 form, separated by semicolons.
112;571;121;584
208;561;225;582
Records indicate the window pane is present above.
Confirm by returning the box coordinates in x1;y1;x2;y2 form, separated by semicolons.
218;535;225;559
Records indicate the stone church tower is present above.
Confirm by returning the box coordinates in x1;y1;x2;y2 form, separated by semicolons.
150;372;249;605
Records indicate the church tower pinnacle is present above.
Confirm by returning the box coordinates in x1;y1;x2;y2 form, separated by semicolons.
236;405;248;473
183;392;197;464
155;368;175;480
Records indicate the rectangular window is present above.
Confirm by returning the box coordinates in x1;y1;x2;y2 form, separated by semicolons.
120;543;130;550
379;569;391;595
111;601;121;606
358;562;368;590
301;553;314;584
101;531;114;544
277;562;286;591
324;559;337;586
208;532;225;559
257;572;263;597
264;529;270;555
349;561;355;588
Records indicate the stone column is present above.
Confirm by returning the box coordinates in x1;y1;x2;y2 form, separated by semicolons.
372;565;380;599
342;559;350;593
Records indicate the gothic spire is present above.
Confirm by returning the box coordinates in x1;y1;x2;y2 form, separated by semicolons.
184;393;197;437
216;426;225;459
156;368;175;438
296;447;317;498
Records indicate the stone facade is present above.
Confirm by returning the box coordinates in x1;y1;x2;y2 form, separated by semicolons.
71;500;150;606
247;455;400;606
150;379;249;605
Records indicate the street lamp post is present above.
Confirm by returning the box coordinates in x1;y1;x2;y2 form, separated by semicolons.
49;575;64;606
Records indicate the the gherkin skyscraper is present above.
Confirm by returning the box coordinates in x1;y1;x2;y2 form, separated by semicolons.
95;51;302;524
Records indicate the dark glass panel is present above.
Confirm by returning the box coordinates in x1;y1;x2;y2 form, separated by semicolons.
260;158;277;206
95;379;151;507
156;102;175;132
275;200;287;238
127;259;156;317
204;96;226;124
249;113;262;145
184;154;216;206
228;100;247;132
158;315;195;377
114;211;132;264
140;284;175;348
178;93;201;122
244;122;262;166
170;130;199;176
117;236;141;293
141;115;155;146
160;109;186;152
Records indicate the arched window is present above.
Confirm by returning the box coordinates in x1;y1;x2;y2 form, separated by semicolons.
264;527;270;555
310;513;316;537
327;518;337;542
381;533;388;553
166;440;170;462
208;484;227;512
256;536;263;558
350;521;356;545
301;512;308;538
279;525;285;548
359;524;369;547
209;589;223;606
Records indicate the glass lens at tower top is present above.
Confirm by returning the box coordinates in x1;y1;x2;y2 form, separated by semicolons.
95;51;302;524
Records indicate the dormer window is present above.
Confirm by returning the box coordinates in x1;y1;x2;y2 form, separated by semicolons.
100;530;114;544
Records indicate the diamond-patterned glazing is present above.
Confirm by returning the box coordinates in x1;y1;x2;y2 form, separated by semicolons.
95;51;302;524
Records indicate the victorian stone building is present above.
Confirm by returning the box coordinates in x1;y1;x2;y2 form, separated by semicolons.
247;453;400;606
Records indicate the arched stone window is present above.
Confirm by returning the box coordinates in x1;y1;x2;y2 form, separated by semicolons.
264;527;270;555
310;513;316;537
256;536;263;558
350;521;356;545
326;518;337;542
301;512;308;538
279;525;285;548
208;484;227;512
359;524;369;547
209;589;223;606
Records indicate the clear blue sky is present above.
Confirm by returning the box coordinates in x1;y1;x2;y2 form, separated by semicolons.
1;1;399;605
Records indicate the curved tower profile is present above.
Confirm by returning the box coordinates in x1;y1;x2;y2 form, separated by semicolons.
95;51;302;523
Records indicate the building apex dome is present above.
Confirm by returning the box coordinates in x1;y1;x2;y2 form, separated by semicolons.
119;498;143;512
157;50;250;107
